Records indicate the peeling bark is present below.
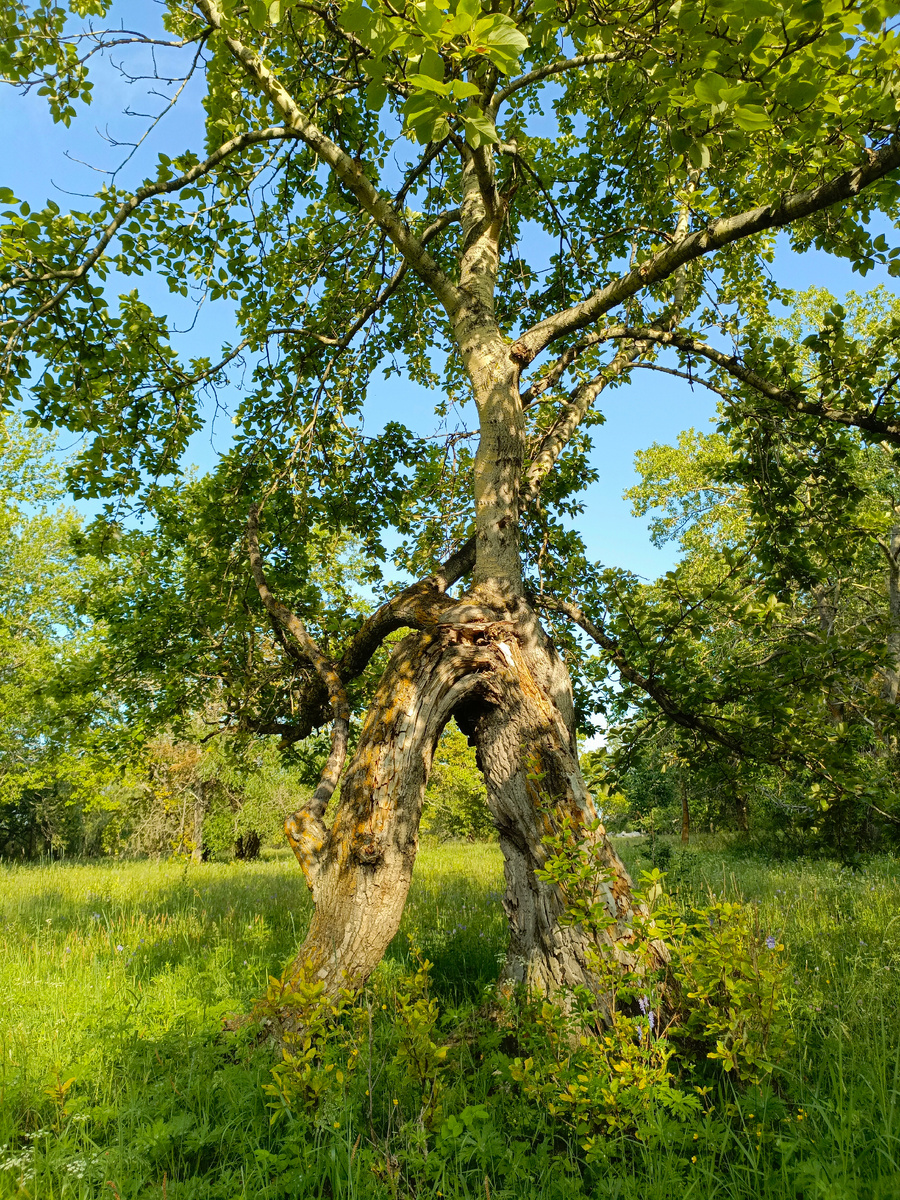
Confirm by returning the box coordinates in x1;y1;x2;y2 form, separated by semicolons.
463;611;641;999
287;621;502;994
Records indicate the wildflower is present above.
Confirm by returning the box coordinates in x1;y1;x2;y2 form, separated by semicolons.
116;945;124;952
648;1011;656;1032
638;996;649;1015
766;935;776;950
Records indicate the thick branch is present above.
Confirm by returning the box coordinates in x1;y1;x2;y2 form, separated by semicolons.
522;340;646;502
246;504;349;815
606;325;900;441
196;0;460;315
254;534;477;746
513;136;900;362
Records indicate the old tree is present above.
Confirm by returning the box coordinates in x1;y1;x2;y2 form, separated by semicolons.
3;0;900;995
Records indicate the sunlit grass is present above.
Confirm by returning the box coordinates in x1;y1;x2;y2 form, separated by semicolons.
1;841;899;1198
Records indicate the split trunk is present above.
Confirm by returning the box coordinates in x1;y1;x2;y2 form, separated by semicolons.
285;595;642;1002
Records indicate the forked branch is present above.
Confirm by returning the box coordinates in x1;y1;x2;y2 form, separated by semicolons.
513;135;900;362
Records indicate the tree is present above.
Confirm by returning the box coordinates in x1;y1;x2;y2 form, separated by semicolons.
422;718;493;840
125;725;312;858
608;287;900;853
3;0;900;997
0;415;124;856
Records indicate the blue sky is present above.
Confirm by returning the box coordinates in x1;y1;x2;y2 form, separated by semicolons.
3;10;898;582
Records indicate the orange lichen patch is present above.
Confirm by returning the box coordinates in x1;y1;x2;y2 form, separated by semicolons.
370;671;418;730
284;810;326;886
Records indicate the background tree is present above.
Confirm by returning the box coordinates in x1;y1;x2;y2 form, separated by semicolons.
125;726;313;859
593;287;900;856
0;415;128;856
3;0;900;997
422;718;494;841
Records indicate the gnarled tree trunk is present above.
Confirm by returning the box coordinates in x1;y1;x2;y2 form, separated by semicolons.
251;137;653;1009
285;595;642;1002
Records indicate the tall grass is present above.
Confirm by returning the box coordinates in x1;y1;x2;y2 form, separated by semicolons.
1;842;899;1198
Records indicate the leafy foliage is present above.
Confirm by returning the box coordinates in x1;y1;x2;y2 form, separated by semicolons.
422;719;493;841
0;415;131;856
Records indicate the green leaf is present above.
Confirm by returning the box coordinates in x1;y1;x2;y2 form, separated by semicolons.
446;0;480;33
693;72;728;104
402;92;450;142
462;104;498;147
407;73;451;96
776;75;820;109
339;2;372;34
450;79;481;99
468;14;528;74
365;79;388;111
418;46;445;81
688;141;711;170
246;0;268;29
732;104;773;131
414;0;448;36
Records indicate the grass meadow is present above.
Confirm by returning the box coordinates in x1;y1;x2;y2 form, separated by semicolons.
1;841;899;1198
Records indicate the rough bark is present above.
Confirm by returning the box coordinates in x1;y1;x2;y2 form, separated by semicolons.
274;309;649;1004
286;618;502;994
287;599;644;1004
462;607;641;999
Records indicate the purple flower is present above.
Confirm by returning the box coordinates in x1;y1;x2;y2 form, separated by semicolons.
638;996;649;1015
648;1011;656;1032
116;944;124;952
766;935;776;950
